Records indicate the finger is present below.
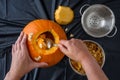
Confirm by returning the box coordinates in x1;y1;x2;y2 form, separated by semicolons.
59;40;68;44
16;42;21;51
58;44;68;55
15;32;24;50
59;40;70;47
14;43;18;51
71;38;76;41
21;33;27;45
16;32;24;44
16;39;21;51
34;62;48;68
21;33;29;56
12;44;15;55
21;33;27;49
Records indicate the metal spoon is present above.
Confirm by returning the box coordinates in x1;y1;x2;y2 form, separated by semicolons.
45;38;57;49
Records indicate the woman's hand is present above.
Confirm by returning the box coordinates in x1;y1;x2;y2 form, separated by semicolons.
58;39;108;80
58;38;91;62
4;32;48;80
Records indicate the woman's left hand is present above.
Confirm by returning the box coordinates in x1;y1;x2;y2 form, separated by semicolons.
5;32;48;80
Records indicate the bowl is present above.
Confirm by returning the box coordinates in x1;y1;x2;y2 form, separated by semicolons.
69;40;105;76
80;4;117;38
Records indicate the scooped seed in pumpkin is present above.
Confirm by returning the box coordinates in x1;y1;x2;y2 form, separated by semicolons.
70;34;74;38
65;28;68;32
28;33;33;41
34;56;42;61
37;31;56;50
37;38;47;49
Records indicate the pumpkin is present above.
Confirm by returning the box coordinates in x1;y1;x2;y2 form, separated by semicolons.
23;19;67;67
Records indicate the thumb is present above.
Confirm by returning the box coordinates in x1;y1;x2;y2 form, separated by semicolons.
58;44;68;55
34;62;48;68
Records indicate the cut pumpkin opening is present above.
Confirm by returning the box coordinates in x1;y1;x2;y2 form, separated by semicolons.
33;30;59;55
41;31;55;42
37;31;55;50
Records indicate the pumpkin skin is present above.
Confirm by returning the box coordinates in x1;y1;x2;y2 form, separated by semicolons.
23;19;67;67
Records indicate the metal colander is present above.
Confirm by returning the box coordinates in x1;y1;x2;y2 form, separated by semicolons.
80;4;117;38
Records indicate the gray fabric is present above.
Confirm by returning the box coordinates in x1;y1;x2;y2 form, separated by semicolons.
0;0;120;80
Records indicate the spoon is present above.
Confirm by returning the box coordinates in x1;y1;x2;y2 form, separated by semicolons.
45;38;57;49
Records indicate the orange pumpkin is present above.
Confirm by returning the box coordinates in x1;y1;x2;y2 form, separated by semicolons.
23;19;67;67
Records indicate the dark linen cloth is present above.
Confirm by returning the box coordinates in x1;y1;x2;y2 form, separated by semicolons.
0;0;120;80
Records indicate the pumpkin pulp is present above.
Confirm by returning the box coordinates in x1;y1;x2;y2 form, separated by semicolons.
33;30;59;55
37;31;55;50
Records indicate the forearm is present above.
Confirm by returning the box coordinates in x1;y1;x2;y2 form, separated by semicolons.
81;56;108;80
4;72;21;80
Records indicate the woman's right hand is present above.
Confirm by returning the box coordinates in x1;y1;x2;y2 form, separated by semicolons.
58;38;92;63
58;39;108;80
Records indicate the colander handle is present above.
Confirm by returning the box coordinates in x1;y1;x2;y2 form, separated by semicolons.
80;4;90;15
107;26;117;37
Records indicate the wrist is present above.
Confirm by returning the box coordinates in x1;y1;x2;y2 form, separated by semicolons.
4;71;21;80
80;54;95;66
80;54;109;80
77;51;93;63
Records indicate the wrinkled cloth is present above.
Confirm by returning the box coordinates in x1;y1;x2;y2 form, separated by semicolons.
0;0;120;80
